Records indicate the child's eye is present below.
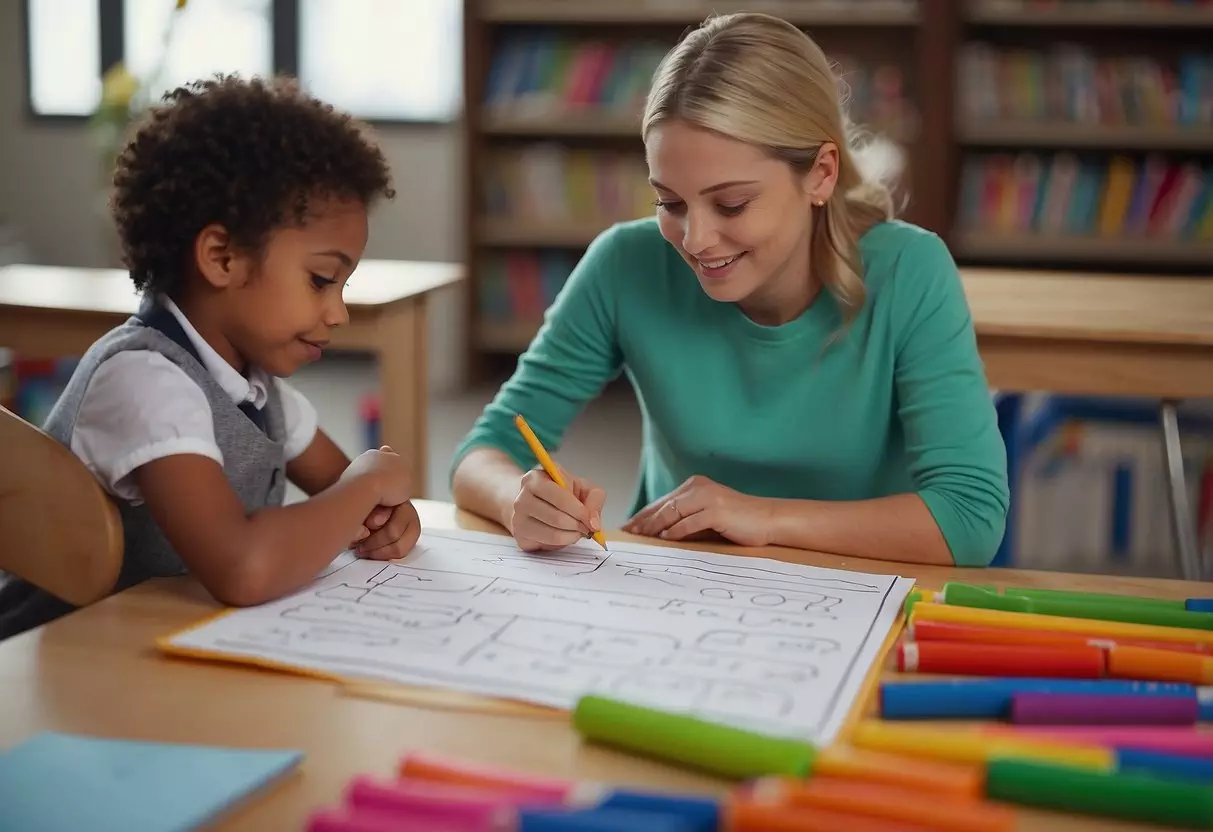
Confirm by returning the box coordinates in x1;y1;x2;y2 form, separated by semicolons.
310;274;336;290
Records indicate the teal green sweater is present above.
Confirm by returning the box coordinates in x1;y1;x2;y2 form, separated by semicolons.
452;218;1009;566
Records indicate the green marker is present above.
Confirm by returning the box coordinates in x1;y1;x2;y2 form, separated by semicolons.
572;694;816;779
987;758;1213;829
1003;587;1186;611
940;582;1213;631
941;583;1029;613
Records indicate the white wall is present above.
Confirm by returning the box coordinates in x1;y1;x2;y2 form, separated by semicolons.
0;1;467;393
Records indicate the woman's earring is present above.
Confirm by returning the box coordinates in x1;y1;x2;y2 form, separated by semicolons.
814;199;825;207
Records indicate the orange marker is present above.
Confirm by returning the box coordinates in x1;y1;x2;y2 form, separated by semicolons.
398;751;572;801
513;413;608;550
1107;644;1213;685
755;776;1017;832
726;796;934;832
812;745;983;799
911;619;1213;656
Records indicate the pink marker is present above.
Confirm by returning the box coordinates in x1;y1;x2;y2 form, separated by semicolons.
307;807;473;832
398;751;573;803
346;775;540;827
982;725;1213;759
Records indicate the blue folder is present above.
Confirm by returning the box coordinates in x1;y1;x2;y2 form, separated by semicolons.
0;732;302;832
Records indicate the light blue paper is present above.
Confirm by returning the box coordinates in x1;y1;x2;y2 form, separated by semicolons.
0;732;302;832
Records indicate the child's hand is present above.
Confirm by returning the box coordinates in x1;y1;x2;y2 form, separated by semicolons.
355;500;421;560
343;444;412;506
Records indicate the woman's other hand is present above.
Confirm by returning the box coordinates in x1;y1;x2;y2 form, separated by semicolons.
624;475;772;547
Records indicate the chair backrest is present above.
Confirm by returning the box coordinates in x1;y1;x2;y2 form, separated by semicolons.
0;405;123;606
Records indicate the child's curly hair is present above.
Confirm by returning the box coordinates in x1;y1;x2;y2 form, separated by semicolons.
110;74;395;298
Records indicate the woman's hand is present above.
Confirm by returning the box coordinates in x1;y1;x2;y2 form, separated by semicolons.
509;465;606;552
623;475;773;547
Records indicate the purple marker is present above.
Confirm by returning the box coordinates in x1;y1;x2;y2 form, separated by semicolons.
1011;692;1199;726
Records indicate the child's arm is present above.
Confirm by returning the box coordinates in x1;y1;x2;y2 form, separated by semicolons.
286;431;421;557
279;380;348;496
133;448;411;606
286;428;350;496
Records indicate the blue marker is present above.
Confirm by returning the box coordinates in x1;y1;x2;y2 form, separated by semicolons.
1116;747;1213;782
1187;598;1213;613
593;789;718;832
880;679;1209;720
516;807;695;831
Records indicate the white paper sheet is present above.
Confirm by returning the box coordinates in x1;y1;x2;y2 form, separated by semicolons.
167;528;913;744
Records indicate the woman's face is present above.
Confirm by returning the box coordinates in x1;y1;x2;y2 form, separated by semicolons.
645;118;825;316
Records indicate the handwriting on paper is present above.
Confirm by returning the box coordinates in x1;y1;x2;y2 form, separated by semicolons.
167;528;912;743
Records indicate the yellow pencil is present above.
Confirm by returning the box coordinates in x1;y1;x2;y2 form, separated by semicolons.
513;413;608;551
910;599;1213;647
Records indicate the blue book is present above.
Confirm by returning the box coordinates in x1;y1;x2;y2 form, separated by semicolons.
0;732;302;832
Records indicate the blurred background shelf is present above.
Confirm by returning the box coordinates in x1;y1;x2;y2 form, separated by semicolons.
483;112;641;137
967;0;1213;27
482;0;920;25
478;220;608;248
463;0;1213;370
953;232;1213;267
958;123;1213;151
476;320;542;352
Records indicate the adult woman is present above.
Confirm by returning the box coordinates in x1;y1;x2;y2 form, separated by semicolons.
450;13;1008;566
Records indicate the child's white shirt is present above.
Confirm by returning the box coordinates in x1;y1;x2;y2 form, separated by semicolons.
70;298;318;504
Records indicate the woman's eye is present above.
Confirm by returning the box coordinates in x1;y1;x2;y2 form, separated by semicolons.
718;203;747;217
311;274;336;290
653;199;686;213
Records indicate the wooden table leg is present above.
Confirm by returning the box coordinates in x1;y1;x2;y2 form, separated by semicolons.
374;299;429;498
1160;400;1203;581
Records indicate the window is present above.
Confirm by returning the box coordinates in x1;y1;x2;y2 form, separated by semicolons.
124;0;273;104
298;0;462;123
21;0;463;123
24;0;101;116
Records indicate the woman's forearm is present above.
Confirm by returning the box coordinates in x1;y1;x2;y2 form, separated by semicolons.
450;447;526;531
766;493;954;565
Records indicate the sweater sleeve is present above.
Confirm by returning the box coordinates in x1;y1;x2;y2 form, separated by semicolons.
892;232;1010;566
449;225;627;481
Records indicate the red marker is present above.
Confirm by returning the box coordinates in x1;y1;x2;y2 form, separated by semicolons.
897;641;1106;678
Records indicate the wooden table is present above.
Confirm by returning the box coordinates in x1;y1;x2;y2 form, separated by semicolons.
0;261;462;497
2;500;1210;831
961;268;1213;578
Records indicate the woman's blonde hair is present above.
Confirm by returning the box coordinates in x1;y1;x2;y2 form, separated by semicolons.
642;12;904;323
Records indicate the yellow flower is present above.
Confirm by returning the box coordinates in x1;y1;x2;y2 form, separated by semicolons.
100;63;139;108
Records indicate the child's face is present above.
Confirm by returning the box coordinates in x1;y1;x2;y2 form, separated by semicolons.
228;197;370;376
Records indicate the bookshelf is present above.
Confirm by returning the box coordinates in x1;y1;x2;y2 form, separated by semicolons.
461;0;1213;373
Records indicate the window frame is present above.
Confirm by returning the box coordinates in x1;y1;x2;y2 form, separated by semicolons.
19;0;461;127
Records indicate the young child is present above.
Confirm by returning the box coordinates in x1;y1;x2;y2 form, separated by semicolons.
0;75;419;640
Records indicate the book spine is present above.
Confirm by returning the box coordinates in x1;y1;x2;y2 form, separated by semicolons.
959;152;1213;239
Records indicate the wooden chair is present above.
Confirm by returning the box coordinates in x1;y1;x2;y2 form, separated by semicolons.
0;405;123;606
